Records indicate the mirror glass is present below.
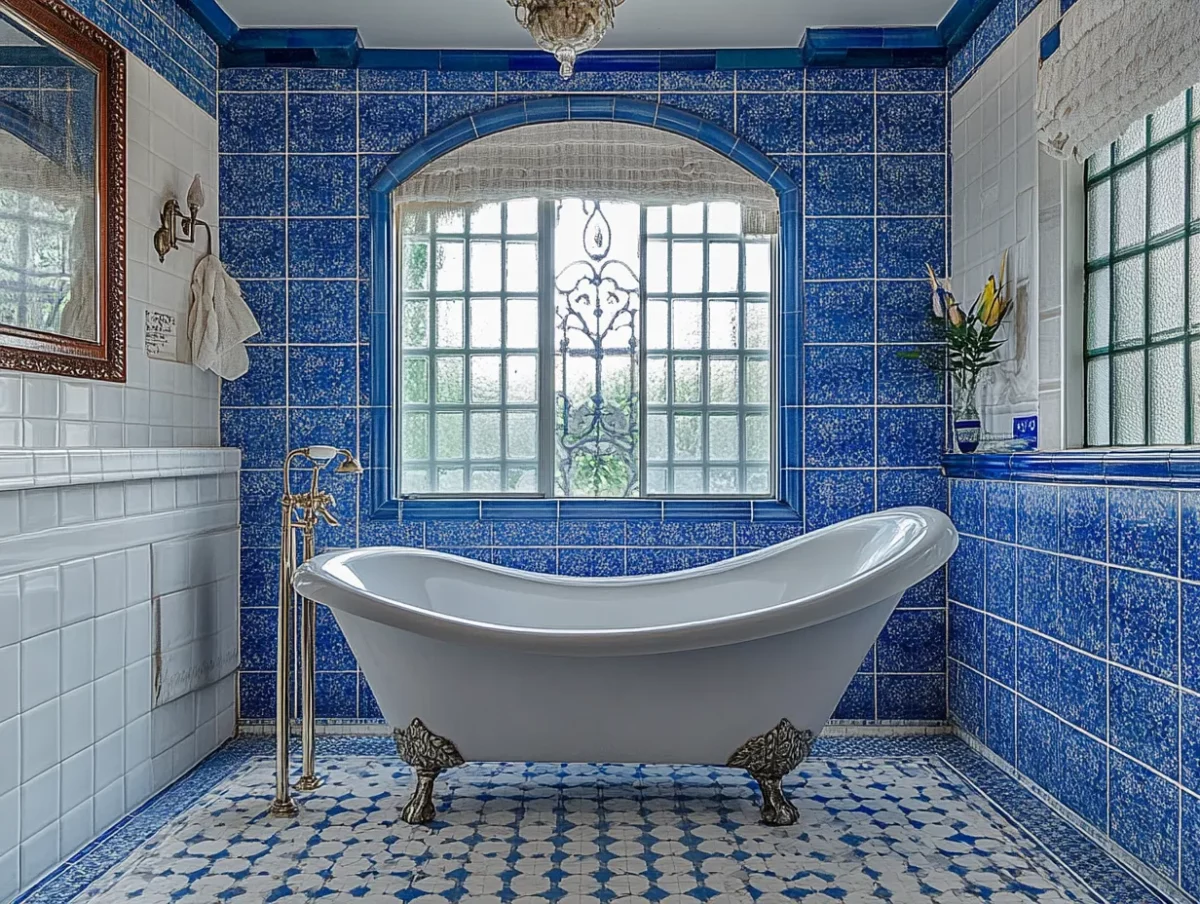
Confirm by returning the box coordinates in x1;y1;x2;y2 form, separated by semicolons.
0;8;97;342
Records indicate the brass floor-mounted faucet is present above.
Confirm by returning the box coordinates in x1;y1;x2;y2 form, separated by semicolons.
269;445;362;819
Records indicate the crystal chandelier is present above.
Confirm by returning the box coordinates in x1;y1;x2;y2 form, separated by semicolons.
506;0;625;79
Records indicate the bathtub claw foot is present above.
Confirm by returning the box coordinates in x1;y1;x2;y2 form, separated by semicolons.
755;776;799;826
727;718;814;827
394;718;466;825
401;771;440;824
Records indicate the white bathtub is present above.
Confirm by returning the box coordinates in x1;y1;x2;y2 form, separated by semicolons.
293;506;957;825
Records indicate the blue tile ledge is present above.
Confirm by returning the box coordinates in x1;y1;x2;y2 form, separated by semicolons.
943;449;1200;487
0;447;240;492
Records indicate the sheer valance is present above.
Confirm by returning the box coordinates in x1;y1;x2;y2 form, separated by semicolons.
1036;0;1200;163
393;121;780;235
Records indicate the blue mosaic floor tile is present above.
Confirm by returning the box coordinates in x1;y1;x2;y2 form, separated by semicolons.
18;735;1181;904
17;735;1184;904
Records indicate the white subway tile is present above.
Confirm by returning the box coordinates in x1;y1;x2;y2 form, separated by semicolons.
19;763;58;842
0;849;15;904
20;699;59;782
94;484;125;521
59;686;94;761
0;577;18;648
21;379;59;421
60;559;96;628
19;818;58;886
59;746;93;816
124;481;153;516
93;778;123;835
0;646;15;725
123;713;150;772
127;547;152;604
124;659;151;722
18;489;59;534
92;671;124;742
0;788;16;860
0;717;17;796
58;383;92;422
19;630;59;712
60;621;95;695
93;551;128;617
93;730;123;792
59;799;93;858
93;612;125;680
59;486;96;526
19;567;61;641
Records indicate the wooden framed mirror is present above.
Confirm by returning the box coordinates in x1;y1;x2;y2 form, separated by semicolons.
0;0;125;381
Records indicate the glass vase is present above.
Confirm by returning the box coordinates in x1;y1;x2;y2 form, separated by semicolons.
953;394;982;454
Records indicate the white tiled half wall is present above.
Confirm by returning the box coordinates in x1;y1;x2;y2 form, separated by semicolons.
0;55;220;451
0;46;238;904
0;466;240;903
951;4;1046;443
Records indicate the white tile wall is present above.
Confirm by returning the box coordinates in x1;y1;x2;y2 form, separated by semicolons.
0;473;239;903
0;57;220;451
951;7;1048;441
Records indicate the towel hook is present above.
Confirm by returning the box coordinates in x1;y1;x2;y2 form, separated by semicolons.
154;174;214;262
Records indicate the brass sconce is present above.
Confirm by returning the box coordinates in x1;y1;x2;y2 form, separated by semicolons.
270;445;363;819
153;174;213;262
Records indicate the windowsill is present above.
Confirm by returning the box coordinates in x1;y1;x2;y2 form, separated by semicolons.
371;495;802;523
942;447;1200;487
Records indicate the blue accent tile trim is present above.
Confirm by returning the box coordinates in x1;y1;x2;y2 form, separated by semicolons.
944;450;1200;488
174;0;237;45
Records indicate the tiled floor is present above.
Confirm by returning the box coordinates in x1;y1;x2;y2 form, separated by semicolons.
18;737;1178;904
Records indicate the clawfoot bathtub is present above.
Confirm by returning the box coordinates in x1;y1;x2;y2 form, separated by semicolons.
293;506;957;826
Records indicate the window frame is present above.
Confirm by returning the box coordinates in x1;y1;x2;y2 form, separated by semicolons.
1082;87;1198;447
391;197;779;501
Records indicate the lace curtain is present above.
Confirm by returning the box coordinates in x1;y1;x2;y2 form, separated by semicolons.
394;121;780;234
1036;0;1200;163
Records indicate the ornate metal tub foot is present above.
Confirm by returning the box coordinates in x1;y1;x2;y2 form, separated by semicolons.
726;718;814;827
393;718;465;825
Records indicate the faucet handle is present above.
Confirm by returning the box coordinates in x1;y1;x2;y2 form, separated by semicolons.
314;491;340;526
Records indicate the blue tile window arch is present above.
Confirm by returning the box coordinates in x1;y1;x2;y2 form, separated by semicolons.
365;96;802;523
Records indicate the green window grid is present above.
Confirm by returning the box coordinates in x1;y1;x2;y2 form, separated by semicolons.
1084;86;1200;446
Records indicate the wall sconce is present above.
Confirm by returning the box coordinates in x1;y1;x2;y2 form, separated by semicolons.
153;174;213;262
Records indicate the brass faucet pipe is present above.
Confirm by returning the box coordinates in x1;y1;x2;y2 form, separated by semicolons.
268;474;300;817
268;447;361;816
296;467;322;791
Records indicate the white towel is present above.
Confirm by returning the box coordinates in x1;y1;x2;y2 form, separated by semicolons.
188;255;260;381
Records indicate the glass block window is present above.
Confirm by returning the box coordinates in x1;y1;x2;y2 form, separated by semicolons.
643;202;773;495
396;199;776;497
0;188;76;335
1084;87;1199;445
398;201;542;494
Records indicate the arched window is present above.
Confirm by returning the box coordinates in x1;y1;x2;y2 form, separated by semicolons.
390;121;778;499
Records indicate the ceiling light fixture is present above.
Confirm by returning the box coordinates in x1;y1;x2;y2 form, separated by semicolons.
506;0;625;79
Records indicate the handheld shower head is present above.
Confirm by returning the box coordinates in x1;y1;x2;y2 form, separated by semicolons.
304;445;339;466
335;450;363;475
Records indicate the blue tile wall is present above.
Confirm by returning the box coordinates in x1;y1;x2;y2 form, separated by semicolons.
949;475;1200;896
220;67;950;727
60;0;217;114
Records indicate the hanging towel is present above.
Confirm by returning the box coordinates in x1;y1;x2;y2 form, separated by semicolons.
188;255;260;381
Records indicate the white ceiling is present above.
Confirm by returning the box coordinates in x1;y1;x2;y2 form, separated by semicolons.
218;0;956;50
